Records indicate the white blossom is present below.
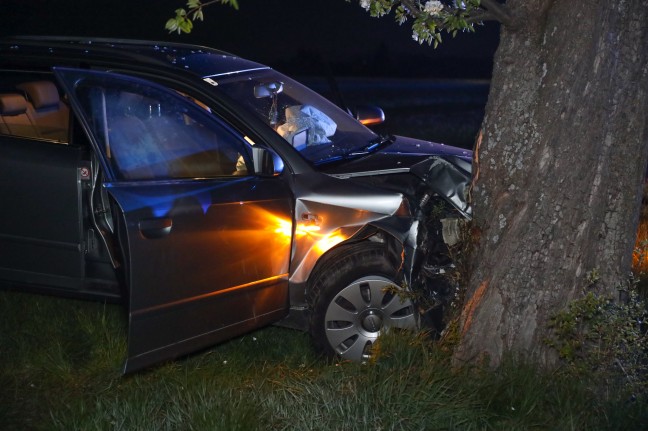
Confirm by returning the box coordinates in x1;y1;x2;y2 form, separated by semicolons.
423;0;444;15
360;0;371;11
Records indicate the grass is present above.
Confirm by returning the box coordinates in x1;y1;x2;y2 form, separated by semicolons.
1;290;647;430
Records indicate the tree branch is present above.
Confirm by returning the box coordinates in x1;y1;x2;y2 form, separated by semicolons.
479;0;513;26
464;10;497;24
400;0;423;19
400;0;510;26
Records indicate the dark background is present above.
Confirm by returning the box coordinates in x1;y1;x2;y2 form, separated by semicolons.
0;0;499;79
1;0;499;147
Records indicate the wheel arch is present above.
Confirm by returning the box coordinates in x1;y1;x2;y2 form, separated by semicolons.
305;233;417;360
304;225;405;303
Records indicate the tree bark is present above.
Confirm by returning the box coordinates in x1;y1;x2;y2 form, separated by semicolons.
454;0;648;367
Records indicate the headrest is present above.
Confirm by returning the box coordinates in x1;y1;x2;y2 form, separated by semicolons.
16;81;60;110
0;94;28;115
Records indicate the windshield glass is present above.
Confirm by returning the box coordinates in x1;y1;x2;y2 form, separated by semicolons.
208;69;378;165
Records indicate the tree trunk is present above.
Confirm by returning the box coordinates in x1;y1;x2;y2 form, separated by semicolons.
454;0;648;367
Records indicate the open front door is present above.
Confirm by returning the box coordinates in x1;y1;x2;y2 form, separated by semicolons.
55;68;293;372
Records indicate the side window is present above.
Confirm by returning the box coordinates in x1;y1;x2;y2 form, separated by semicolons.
0;73;69;144
72;76;251;181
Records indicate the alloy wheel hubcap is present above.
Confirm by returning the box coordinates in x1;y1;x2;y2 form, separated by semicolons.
324;276;417;361
361;310;383;332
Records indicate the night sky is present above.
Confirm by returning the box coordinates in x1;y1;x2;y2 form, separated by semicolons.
1;0;499;78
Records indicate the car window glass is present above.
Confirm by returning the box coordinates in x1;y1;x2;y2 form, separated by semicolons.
73;78;251;181
213;70;378;165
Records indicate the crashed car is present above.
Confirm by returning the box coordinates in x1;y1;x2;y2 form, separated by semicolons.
0;37;471;372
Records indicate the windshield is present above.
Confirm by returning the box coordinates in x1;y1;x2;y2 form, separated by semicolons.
208;69;379;165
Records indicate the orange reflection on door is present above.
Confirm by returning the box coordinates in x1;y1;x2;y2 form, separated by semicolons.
314;232;346;254
248;204;347;258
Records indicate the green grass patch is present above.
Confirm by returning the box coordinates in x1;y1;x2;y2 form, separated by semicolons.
1;290;646;430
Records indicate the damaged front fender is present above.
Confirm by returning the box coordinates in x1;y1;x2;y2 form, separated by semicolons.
287;173;410;286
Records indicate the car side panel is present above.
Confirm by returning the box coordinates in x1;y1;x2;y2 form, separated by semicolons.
0;136;86;284
106;178;293;372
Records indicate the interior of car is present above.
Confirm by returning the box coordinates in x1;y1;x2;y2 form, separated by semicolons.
0;80;69;143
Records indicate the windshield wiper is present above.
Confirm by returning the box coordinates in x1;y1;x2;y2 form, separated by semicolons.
312;135;396;166
346;135;396;157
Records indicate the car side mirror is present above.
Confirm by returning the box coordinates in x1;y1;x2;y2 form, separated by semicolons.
252;147;283;176
352;105;385;126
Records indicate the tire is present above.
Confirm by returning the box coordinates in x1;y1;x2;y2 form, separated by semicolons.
308;242;418;361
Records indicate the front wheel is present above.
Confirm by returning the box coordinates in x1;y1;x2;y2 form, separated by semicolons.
308;242;418;361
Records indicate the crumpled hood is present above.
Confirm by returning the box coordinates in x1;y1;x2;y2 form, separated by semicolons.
319;135;472;176
389;135;472;162
319;135;473;217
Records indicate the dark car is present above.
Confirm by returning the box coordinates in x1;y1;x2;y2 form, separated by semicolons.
0;36;472;372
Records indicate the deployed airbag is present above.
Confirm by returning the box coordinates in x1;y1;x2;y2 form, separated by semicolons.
277;104;336;148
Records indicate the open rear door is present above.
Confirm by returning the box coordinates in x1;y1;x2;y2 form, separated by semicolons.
55;68;294;372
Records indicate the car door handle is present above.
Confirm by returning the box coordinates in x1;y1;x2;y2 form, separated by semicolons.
138;218;173;239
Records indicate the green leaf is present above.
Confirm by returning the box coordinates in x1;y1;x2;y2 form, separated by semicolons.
192;9;204;21
178;18;194;34
165;18;180;33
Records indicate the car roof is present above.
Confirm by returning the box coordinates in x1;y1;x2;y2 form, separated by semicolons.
0;36;269;78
